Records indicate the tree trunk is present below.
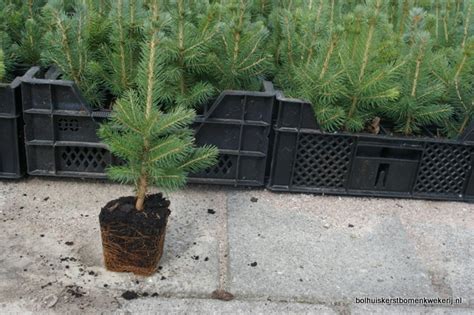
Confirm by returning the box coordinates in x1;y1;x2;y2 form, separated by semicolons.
135;175;148;211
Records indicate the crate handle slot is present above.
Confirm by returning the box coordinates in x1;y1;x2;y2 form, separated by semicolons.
356;145;422;161
375;163;389;188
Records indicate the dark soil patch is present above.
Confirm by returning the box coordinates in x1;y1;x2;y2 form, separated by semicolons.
121;290;138;300
65;241;74;246
100;194;169;233
41;282;52;289
250;197;258;202
66;285;85;298
250;262;257;267
207;209;215;214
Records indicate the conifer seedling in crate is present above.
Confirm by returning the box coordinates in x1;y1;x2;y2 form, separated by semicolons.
0;48;5;81
98;1;218;276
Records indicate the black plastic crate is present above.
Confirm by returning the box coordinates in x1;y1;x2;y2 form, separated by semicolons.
22;66;276;183
189;81;276;186
0;75;26;178
268;91;474;202
22;67;114;178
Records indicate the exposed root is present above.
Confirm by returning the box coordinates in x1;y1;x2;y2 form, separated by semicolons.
100;219;168;276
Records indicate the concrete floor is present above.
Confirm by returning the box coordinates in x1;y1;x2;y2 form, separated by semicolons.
0;178;473;314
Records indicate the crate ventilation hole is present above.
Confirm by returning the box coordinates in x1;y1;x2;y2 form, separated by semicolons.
414;143;472;195
292;134;353;188
205;154;233;175
57;118;80;132
61;146;107;170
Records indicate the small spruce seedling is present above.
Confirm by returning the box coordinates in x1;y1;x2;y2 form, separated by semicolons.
153;0;219;110
337;0;402;132
273;1;348;131
100;0;146;97
383;8;453;135
431;2;474;137
209;0;273;91
0;0;46;66
99;0;218;211
42;0;105;107
275;0;332;91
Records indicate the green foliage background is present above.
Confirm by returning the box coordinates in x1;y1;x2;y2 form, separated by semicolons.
0;0;472;137
273;0;473;136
